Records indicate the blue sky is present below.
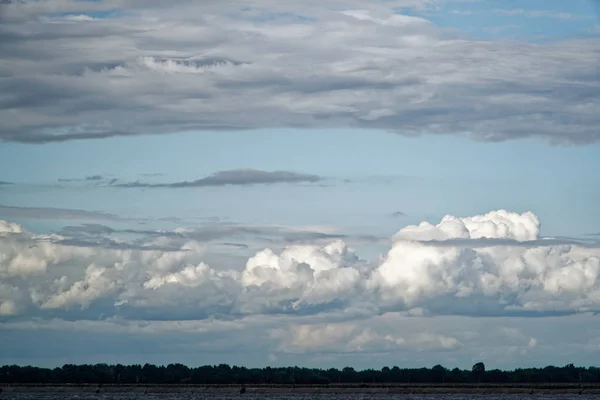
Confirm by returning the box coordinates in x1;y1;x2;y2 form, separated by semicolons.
419;0;599;39
2;130;599;238
1;0;600;370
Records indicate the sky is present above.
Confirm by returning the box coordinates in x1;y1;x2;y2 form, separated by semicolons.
0;0;600;370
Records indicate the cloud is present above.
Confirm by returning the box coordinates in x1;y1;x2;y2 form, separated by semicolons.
115;169;322;188
239;240;368;313
0;180;13;185
391;211;407;217
40;265;118;310
0;223;212;321
4;310;600;368
392;209;540;242
0;220;23;234
58;175;109;183
59;223;120;237
0;0;598;144
2;209;600;324
0;204;119;221
270;322;462;353
57;221;380;248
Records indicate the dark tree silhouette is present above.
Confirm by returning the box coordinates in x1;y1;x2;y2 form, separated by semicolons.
472;362;486;383
1;362;599;385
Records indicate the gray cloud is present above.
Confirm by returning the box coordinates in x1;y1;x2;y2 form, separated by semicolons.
0;1;598;144
0;204;119;221
57;221;382;248
115;169;322;188
140;173;163;177
59;223;121;236
59;175;108;183
2;306;600;369
54;237;184;252
419;237;600;249
391;211;407;217
0;180;13;185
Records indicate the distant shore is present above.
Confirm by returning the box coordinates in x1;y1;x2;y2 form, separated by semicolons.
3;383;600;394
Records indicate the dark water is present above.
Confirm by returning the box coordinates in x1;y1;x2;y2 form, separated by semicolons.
2;395;599;400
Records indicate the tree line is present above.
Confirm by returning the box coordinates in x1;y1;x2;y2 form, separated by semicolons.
1;362;599;385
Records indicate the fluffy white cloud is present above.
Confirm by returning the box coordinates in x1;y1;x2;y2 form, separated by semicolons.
0;284;20;316
0;0;598;143
0;220;209;313
0;228;90;279
241;240;365;310
393;210;540;242
0;220;23;234
372;211;600;311
0;301;17;316
144;262;221;289
1;209;600;321
41;265;116;309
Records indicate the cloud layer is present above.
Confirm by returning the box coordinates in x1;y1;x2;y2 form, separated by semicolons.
0;204;119;221
115;169;322;188
1;0;599;144
1;209;600;322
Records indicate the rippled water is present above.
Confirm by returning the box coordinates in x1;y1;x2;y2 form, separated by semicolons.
2;394;599;400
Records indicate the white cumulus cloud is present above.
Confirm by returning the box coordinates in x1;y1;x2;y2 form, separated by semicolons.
393;210;540;242
1;210;600;321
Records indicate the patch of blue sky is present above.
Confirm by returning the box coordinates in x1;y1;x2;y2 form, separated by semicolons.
50;9;123;19
401;0;600;40
2;129;599;185
2;133;599;243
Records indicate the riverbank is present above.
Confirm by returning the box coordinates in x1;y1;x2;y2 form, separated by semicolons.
3;383;600;394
